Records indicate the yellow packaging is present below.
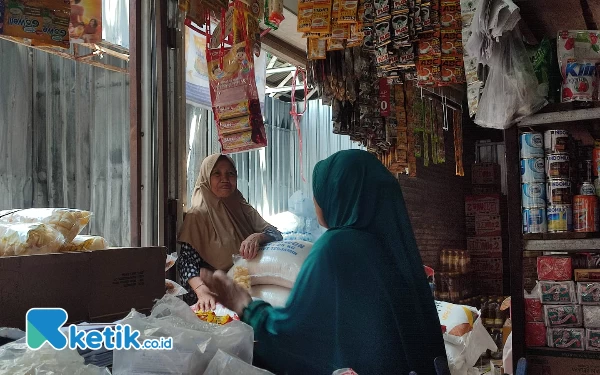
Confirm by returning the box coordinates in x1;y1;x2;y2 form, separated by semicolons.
307;38;327;59
302;32;322;38
3;0;70;48
330;18;349;39
338;0;358;23
214;100;250;121
220;130;255;151
311;0;333;34
297;0;314;32
217;116;252;135
327;38;345;51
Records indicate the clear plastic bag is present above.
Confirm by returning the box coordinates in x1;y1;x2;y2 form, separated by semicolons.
332;370;359;375
0;223;65;257
112;295;254;375
474;31;547;129
60;235;109;252
165;279;188;297
0;208;92;243
203;349;274;375
444;316;497;375
0;339;110;375
227;241;313;288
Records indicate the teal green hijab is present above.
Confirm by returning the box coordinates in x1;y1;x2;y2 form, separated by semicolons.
243;150;446;375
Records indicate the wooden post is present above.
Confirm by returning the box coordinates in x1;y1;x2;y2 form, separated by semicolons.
129;0;142;247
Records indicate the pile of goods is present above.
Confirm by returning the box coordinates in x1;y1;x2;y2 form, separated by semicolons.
0;208;108;257
525;255;600;351
520;130;600;234
228;240;314;307
435;249;472;303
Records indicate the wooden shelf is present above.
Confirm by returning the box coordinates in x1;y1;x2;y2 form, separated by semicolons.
527;347;600;360
524;232;600;241
524;237;600;251
518;103;600;127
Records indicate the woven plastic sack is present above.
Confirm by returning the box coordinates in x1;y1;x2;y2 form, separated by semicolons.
0;223;65;257
112;295;254;375
250;285;291;307
203;350;274;375
227;241;312;288
0;208;92;243
60;235;109;252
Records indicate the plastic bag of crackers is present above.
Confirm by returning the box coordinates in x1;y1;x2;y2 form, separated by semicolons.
0;208;92;243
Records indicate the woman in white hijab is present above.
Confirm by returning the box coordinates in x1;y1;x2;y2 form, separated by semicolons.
178;154;282;311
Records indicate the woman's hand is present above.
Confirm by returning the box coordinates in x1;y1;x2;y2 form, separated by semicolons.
239;233;263;260
200;269;252;317
195;285;216;312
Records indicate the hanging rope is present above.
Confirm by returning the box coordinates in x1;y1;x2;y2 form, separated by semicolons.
290;68;308;182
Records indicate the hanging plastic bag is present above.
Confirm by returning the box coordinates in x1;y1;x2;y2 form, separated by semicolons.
204;349;275;375
474;30;547;129
112;295;254;375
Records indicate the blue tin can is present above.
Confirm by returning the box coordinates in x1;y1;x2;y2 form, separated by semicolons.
520;132;544;158
522;183;546;208
523;207;547;234
521;158;545;183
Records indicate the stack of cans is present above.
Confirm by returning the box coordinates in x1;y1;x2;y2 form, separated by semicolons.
545;130;572;233
521;132;547;234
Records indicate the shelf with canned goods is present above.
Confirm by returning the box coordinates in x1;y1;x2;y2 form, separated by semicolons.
524;238;600;252
518;103;600;127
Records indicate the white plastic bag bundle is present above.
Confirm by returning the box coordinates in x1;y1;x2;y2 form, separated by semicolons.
250;285;291;307
112;295;254;375
227;241;312;288
0;208;92;243
435;301;497;375
0;223;65;257
0;339;110;375
203;350;274;375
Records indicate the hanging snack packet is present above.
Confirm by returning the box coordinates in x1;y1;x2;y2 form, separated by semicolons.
265;0;285;29
392;0;409;13
391;11;410;41
363;27;375;50
374;18;391;46
338;0;358;23
373;0;390;20
421;2;432;30
363;0;375;23
439;56;465;84
441;29;462;56
327;38;345;51
440;1;461;29
308;38;327;59
311;0;333;34
375;44;389;65
297;0;314;32
557;30;600;102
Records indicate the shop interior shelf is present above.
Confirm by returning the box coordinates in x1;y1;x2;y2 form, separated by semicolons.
517;103;600;127
523;234;600;251
526;347;600;360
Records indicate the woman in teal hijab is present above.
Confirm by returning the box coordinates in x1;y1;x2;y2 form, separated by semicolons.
201;150;446;374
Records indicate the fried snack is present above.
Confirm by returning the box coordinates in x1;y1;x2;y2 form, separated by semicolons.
60;235;109;252
0;208;92;243
232;266;251;290
0;223;65;257
196;310;234;325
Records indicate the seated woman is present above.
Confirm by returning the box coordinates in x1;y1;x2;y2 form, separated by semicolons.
178;154;282;311
201;150;446;375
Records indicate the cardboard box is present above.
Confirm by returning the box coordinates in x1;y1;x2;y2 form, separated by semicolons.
466;215;502;237
575;269;600;282
465;194;502;217
467;236;503;254
475;277;503;295
472;163;501;186
472;185;501;195
0;247;166;329
528;355;600;375
472;257;503;276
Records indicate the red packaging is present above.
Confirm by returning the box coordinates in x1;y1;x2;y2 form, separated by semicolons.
465;194;502;217
537;256;573;281
526;322;547;347
525;297;543;322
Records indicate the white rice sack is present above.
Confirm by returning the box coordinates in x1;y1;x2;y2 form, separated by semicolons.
228;241;312;288
250;285;291;307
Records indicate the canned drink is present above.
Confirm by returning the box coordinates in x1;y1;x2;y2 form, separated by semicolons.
574;195;599;232
523;207;547;234
581;181;596;196
547;204;573;232
521;158;545;183
544;129;569;153
520;132;544;158
547;179;572;205
522;183;546;207
546;153;570;179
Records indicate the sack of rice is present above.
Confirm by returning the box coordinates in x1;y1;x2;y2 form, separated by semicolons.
0;208;92;243
250;285;291;307
60;235;109;252
227;240;312;288
0;223;65;257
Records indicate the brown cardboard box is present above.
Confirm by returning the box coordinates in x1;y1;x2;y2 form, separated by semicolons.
472;257;503;276
467;236;503;253
472;163;502;186
472;185;501;195
528;354;600;375
0;247;166;329
575;269;600;282
465;194;502;217
466;215;502;237
475;277;503;295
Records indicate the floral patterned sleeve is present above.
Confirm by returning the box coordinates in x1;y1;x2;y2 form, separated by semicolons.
178;242;214;305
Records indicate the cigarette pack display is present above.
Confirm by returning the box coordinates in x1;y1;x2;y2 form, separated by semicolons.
586;329;600;351
575;269;600;282
544;305;583;328
584;306;600;328
539;281;576;304
537;256;573;281
578;282;600;305
547;328;585;351
526;322;547;347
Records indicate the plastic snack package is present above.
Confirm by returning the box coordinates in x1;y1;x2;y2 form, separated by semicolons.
60;235;109;252
525;288;543;322
578;282;600;305
227;241;313;288
557;30;600;103
586;328;600;351
0;208;92;243
525;322;546;347
544;305;583;328
539;280;576;304
584;306;600;328
204;350;275;375
166;252;178;272
537;256;572;281
0;223;65;257
547;328;585;350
